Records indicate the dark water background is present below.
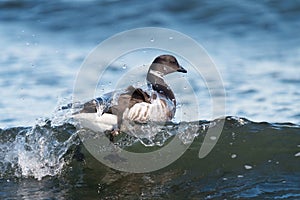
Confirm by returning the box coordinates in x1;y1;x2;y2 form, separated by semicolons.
0;0;299;199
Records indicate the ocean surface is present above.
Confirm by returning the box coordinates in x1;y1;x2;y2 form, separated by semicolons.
0;0;299;199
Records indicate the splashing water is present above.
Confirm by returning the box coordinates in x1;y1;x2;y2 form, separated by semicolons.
0;96;206;180
118;119;209;147
0;119;79;180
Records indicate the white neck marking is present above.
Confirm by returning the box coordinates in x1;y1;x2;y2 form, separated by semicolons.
149;69;164;79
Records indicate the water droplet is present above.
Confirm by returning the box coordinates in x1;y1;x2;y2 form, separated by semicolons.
150;38;154;42
210;136;217;140
294;152;300;157
237;175;244;178
244;165;252;170
209;121;216;128
26;42;30;46
231;154;237;158
169;36;173;40
122;64;127;69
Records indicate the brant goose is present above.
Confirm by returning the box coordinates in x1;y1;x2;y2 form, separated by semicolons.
76;55;187;139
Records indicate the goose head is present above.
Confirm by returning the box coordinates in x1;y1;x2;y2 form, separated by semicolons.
148;55;187;77
145;55;187;106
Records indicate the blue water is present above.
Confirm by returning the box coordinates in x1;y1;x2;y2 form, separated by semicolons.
1;0;300;127
0;0;299;199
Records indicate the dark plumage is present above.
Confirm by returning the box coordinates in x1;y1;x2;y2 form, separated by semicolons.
78;55;187;138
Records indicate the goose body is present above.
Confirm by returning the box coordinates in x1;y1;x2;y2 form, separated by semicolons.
75;55;187;137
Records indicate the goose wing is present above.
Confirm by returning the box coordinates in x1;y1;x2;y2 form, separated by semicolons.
79;91;114;114
108;86;150;126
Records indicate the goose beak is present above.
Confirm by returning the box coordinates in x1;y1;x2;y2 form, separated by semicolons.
177;66;187;73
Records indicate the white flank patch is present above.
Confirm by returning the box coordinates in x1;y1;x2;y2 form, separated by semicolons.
74;113;117;132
